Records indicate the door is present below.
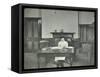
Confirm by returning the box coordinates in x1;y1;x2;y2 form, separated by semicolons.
79;24;94;42
79;24;94;64
24;18;41;52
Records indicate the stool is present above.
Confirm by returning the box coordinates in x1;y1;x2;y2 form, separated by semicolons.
56;60;65;67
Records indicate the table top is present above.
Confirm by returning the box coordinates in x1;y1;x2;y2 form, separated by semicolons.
38;46;74;54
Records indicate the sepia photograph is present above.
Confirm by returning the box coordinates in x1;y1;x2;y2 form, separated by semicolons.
24;8;95;69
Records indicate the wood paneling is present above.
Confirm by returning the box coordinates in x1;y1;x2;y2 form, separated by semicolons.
24;18;41;52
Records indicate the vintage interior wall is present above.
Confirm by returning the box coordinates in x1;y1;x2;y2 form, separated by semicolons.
79;12;94;24
41;9;78;38
24;9;95;39
24;8;79;38
24;8;40;17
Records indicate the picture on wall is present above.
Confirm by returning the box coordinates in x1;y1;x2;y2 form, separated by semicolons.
11;4;98;73
24;8;96;69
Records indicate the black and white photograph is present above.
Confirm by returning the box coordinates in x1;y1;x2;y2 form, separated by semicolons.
24;8;96;69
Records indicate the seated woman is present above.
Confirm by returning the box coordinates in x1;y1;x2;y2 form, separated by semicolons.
55;38;69;67
58;38;68;48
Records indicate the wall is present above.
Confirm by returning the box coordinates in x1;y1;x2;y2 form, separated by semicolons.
79;11;94;24
24;8;79;38
24;9;94;39
24;8;40;17
42;9;78;38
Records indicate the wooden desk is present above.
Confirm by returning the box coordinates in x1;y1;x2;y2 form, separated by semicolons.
37;47;74;68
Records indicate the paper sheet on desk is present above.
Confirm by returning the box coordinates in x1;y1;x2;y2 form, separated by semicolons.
50;47;62;49
41;47;62;51
51;46;74;53
55;57;66;61
41;47;62;53
42;46;74;53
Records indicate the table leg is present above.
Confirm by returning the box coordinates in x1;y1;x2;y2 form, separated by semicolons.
37;55;40;68
70;57;73;66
